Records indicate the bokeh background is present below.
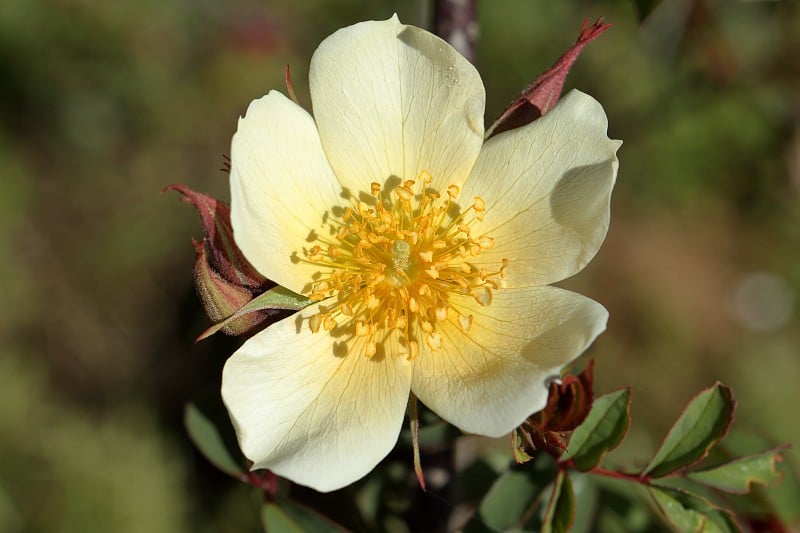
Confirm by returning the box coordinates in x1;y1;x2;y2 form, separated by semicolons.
1;0;798;531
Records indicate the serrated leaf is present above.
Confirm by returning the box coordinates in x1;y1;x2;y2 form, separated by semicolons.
478;458;557;531
650;486;740;533
184;402;244;477
560;388;631;471
688;446;787;494
261;497;347;533
197;285;311;340
541;470;575;533
644;383;735;478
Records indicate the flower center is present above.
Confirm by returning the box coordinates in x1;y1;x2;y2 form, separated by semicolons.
302;171;507;359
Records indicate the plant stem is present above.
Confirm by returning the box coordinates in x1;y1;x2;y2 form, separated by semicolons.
433;0;479;64
589;466;651;485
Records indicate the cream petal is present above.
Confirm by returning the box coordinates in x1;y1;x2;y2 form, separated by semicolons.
410;286;607;437
459;90;621;288
309;15;485;195
221;305;413;492
229;90;345;294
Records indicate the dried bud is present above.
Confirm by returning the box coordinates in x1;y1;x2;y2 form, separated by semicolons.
514;360;595;461
193;240;278;336
166;184;266;288
168;184;284;337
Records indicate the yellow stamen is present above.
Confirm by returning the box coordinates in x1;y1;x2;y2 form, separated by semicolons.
299;171;504;357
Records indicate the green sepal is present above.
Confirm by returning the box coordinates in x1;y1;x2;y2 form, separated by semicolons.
197;285;311;341
560;388;631;471
644;383;735;478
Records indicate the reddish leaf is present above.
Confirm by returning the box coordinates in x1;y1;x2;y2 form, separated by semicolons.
166;184;266;289
487;18;611;138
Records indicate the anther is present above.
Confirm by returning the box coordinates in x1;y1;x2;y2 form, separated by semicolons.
365;340;377;358
473;287;493;306
425;332;442;351
407;340;419;361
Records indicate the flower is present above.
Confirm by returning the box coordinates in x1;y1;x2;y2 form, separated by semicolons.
221;15;621;492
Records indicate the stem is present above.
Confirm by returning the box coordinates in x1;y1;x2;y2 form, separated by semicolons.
408;394;426;491
589;466;650;485
433;0;479;64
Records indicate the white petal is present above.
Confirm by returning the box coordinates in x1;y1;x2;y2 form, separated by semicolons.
309;15;485;195
230;91;344;294
460;90;621;288
221;306;413;492
411;286;607;437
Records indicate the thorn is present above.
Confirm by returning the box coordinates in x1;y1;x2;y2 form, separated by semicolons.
285;64;299;104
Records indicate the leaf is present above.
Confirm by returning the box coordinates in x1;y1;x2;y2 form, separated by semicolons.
478;457;557;531
184;402;244;478
688;446;788;494
486;19;611;138
197;285;311;341
644;383;735;478
542;470;575;533
568;474;598;533
650;486;740;533
560;388;631;471
261;497;346;533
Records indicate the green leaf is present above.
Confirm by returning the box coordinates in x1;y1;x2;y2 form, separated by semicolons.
478;457;557;531
184;402;244;477
649;486;740;533
569;473;599;533
560;388;631;471
197;285;311;340
688;446;787;494
261;497;347;533
542;470;575;533
644;383;735;478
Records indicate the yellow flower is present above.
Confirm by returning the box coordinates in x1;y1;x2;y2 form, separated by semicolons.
221;16;621;492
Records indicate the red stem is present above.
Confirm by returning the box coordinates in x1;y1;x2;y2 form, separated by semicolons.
588;466;650;485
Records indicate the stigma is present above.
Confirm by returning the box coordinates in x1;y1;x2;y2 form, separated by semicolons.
301;171;506;360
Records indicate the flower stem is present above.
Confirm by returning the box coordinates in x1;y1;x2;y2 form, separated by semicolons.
433;0;478;64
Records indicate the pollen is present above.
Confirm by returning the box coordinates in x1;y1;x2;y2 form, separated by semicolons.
300;172;506;358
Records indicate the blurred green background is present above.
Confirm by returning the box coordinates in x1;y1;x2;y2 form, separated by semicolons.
1;0;798;531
